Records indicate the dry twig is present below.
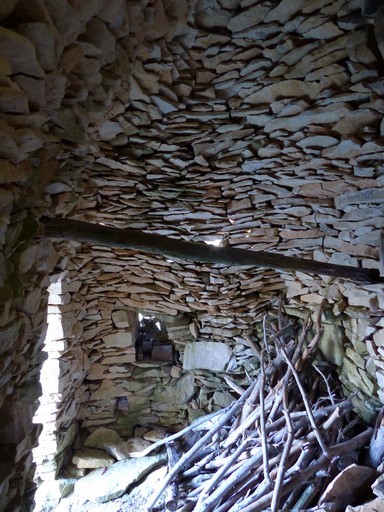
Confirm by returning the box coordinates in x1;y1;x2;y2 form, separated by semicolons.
145;308;374;512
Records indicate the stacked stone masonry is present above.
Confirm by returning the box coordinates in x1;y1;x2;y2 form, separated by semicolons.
1;0;384;510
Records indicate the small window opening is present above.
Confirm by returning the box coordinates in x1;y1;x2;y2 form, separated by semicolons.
136;313;174;363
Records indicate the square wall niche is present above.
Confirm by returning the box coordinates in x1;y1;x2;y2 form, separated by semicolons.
106;311;176;364
136;313;175;364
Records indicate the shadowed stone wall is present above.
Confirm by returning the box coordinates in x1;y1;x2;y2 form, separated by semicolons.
1;0;384;509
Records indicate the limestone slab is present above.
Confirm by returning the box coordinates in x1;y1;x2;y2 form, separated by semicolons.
183;341;233;372
102;331;135;348
73;455;166;502
72;448;115;469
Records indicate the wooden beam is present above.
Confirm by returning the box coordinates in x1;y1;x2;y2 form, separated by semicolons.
41;218;384;284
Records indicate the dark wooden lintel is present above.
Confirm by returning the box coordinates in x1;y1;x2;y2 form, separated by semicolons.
41;217;384;284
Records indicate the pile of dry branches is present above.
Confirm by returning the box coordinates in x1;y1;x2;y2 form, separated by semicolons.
145;308;374;512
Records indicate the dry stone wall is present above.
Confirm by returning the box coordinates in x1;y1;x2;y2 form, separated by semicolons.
52;241;279;434
32;257;89;485
1;0;384;510
0;0;181;510
64;0;384;266
47;0;384;422
0;222;53;512
31;237;279;492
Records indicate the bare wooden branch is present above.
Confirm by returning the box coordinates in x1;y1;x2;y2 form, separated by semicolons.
131;408;229;458
239;376;261;424
270;385;294;512
138;308;375;512
224;393;276;449
223;377;245;396
165;441;181;511
295;302;324;371
194;438;252;510
313;364;335;405
194;450;264;512
147;379;259;510
243;333;262;360
277;338;330;457
259;349;270;484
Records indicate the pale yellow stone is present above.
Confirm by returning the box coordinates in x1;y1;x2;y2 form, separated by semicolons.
72;448;115;469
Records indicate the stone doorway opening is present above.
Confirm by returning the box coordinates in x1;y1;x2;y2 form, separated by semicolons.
136;313;175;363
32;272;74;511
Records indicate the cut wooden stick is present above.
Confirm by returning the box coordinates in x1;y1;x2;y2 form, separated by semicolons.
270;385;294;512
139;307;374;512
259;349;271;484
147;379;259;510
276;337;330;457
230;429;372;512
132;408;229;458
165;441;181;511
194;438;253;510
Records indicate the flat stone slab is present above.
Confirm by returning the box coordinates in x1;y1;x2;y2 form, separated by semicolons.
72;448;115;469
73;454;166;503
84;427;123;449
183;341;233;372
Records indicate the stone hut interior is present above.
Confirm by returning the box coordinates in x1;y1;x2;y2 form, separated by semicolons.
1;0;384;511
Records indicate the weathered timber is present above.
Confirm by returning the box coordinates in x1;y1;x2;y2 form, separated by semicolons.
41;218;384;283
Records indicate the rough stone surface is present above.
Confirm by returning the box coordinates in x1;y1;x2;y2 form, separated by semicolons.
183;341;233;372
1;0;384;509
73;455;166;503
72;448;115;469
84;427;123;449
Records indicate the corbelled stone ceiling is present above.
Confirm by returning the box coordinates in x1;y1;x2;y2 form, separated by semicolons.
1;0;384;510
